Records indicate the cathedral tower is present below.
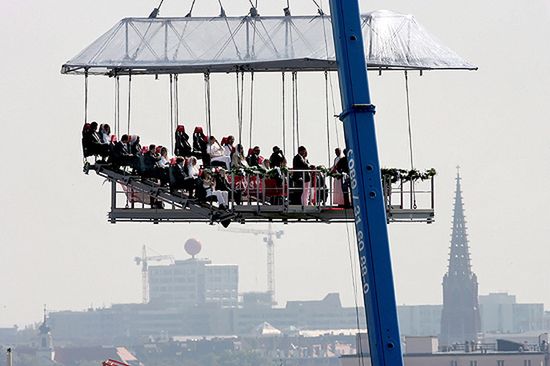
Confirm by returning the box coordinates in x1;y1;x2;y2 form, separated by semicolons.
440;168;481;347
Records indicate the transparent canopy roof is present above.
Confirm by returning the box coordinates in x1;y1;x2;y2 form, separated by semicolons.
61;10;476;76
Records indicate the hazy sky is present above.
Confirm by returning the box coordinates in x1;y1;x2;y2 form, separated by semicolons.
1;0;550;327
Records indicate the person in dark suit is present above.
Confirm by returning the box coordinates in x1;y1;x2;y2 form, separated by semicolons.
174;125;192;157
335;149;351;208
170;156;196;197
82;121;109;159
291;146;314;205
110;134;134;169
193;127;208;161
214;170;242;205
247;146;261;167
142;144;161;179
269;146;286;168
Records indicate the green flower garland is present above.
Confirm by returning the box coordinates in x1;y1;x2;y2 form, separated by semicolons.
224;165;436;183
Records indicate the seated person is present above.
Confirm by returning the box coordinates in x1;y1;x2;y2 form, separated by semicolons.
174;125;192;157
156;147;170;186
247;146;261;167
223;135;235;157
82;121;109;159
129;135;141;155
193;127;208;158
214;169;242;205
186;156;200;178
232;144;249;168
269;146;286;168
81;123;91;156
169;156;196;197
99;124;112;144
157;147;170;168
207;136;231;169
142;144;161;179
196;171;229;210
110;134;134;169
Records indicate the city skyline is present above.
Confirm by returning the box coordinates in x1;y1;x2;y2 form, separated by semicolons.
1;0;550;327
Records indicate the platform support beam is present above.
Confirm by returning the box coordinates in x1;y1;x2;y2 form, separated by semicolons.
111;180;117;224
328;1;404;366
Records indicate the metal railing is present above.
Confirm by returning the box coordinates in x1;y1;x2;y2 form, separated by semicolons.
382;175;435;217
99;164;435;223
227;168;343;211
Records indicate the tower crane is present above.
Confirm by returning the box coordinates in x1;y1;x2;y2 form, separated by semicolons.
222;223;283;304
134;245;174;304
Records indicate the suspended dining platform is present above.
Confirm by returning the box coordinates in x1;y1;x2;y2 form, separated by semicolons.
91;164;434;225
63;9;476;226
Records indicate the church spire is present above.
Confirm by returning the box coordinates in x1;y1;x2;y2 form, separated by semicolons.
448;167;473;276
440;168;481;347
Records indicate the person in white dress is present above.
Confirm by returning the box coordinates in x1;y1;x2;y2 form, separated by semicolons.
157;147;170;168
202;171;229;209
187;156;200;178
331;148;345;206
207;136;231;169
223;135;235;157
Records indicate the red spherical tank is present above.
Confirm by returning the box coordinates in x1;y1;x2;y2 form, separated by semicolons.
184;238;202;257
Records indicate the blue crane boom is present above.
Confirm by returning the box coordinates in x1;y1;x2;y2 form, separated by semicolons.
328;1;404;365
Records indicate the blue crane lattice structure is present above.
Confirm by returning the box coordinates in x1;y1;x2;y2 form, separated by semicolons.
328;1;403;364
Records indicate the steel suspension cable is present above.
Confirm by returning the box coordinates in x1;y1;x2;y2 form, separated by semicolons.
148;0;164;18
404;70;415;171
248;72;255;148
217;0;242;59
127;72;132;135
185;0;196;17
344;216;366;366
324;71;331;166
175;74;180;151
311;0;324;15
174;74;180;125
317;3;342;149
291;71;296;156
169;74;175;153
236;71;244;145
281;72;286;155
84;70;89;124
328;72;342;148
114;75;120;137
404;70;417;209
240;72;244;141
293;72;300;149
204;73;212;138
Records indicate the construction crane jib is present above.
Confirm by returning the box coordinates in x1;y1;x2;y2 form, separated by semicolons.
222;223;283;304
135;245;175;304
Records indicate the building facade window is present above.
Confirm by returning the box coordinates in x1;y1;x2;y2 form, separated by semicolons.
523;360;531;366
469;361;477;366
497;361;504;366
450;361;458;366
